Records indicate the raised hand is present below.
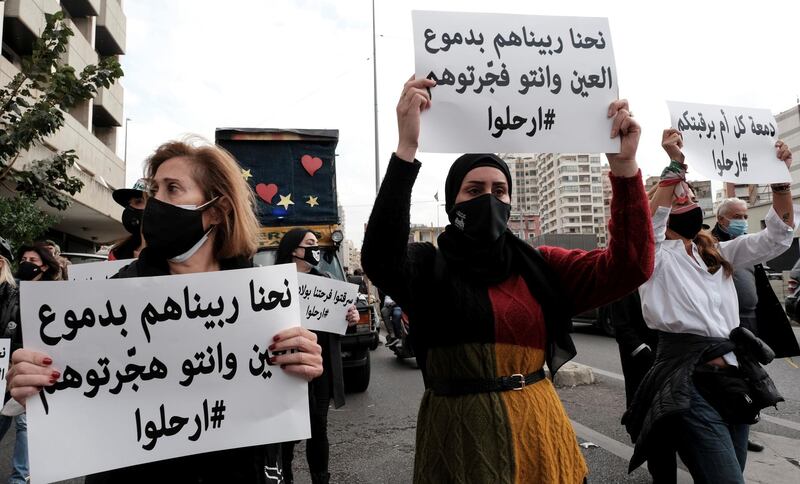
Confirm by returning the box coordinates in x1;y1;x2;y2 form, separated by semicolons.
395;75;436;163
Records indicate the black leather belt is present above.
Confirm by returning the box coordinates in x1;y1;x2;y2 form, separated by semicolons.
430;368;546;396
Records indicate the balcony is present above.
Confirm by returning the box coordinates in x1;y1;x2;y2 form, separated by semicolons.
96;0;126;55
61;0;100;17
2;0;60;55
93;79;123;127
63;18;99;74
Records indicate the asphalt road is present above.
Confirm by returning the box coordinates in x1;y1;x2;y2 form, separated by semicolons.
3;326;799;483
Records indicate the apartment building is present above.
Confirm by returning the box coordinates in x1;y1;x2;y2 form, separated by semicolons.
1;0;126;250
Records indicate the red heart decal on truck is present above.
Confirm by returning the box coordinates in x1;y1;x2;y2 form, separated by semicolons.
255;183;278;204
301;155;323;177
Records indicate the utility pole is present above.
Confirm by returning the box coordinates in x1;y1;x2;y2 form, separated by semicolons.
372;0;380;194
124;117;132;164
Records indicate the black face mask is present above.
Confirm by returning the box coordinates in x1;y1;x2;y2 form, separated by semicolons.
448;194;511;244
17;261;43;281
141;197;219;260
295;245;321;266
668;206;704;240
122;206;143;234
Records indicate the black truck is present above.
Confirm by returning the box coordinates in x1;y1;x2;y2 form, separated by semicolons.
216;128;379;392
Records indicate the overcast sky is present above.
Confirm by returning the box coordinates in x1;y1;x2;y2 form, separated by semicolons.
121;0;800;246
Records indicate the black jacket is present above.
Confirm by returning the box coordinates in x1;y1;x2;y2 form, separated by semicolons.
0;282;20;350
610;291;658;405
1;282;22;405
623;332;728;472
308;267;345;409
86;249;282;484
712;224;800;357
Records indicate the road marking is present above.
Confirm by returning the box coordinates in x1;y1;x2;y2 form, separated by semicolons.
577;362;800;432
569;419;693;483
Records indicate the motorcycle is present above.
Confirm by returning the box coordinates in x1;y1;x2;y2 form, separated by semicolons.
382;303;414;359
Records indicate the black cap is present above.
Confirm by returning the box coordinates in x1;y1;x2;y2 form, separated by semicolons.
112;178;148;207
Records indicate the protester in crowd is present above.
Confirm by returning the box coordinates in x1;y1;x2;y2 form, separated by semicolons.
6;139;324;482
381;294;402;347
276;228;358;484
17;242;63;282
40;239;70;279
711;197;800;453
347;268;369;295
0;237;27;484
361;76;654;483
712;198;800;358
108;178;148;260
624;129;793;483
609;291;677;482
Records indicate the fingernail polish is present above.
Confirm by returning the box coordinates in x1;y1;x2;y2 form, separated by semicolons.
51;371;60;379
49;378;57;384
273;335;280;342
268;344;275;351
270;357;277;364
43;357;53;365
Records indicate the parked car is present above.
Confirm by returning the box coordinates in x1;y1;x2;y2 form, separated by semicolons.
60;252;108;264
573;305;614;337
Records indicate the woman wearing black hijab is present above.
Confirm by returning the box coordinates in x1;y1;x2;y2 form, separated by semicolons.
361;77;655;483
276;228;358;484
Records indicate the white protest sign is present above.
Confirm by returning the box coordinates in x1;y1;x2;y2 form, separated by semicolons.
68;258;135;281
413;11;619;154
20;264;309;483
667;101;789;184
297;273;358;335
0;338;9;397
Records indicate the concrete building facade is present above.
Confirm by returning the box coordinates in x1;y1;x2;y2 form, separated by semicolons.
339;238;361;273
508;213;541;243
1;0;126;250
503;152;607;246
408;224;444;247
536;153;605;239
503;153;539;214
777;104;800;192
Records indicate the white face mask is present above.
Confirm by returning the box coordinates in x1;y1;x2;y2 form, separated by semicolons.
169;226;215;263
175;197;219;211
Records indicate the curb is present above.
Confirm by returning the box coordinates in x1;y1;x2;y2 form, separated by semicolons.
545;362;596;388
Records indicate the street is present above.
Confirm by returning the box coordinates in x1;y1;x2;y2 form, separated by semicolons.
2;325;799;483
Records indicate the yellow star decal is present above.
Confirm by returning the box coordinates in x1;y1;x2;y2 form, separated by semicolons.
277;193;294;209
306;195;319;207
241;169;252;181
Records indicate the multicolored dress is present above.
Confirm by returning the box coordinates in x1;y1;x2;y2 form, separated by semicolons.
362;155;654;483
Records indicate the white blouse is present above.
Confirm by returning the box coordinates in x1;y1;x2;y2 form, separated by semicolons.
639;206;796;364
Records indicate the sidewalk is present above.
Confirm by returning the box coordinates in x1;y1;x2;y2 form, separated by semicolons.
745;431;800;484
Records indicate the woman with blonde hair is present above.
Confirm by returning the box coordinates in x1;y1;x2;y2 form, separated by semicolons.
7;138;324;482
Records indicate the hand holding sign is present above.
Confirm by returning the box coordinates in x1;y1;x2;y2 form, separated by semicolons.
605;99;641;177
346;305;359;326
270;326;322;381
7;349;57;403
776;140;793;170
396;76;436;162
